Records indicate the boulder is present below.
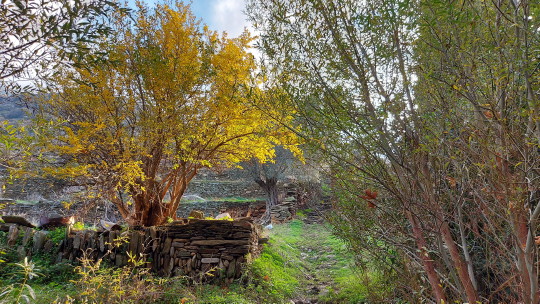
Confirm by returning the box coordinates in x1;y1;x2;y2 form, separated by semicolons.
188;210;204;219
215;212;232;220
32;231;48;252
1;215;35;228
39;215;75;230
99;219;122;231
7;224;19;246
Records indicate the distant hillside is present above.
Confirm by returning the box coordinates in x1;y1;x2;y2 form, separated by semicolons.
0;96;28;121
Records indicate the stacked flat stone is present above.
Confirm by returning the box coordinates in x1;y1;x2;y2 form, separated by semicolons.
270;196;297;223
1;218;262;283
152;219;261;281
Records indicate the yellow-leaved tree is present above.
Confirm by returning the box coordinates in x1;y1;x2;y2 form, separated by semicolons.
36;2;300;226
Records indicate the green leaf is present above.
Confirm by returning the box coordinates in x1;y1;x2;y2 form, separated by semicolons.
25;284;35;300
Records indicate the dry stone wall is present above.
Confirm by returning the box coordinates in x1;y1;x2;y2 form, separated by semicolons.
1;218;262;282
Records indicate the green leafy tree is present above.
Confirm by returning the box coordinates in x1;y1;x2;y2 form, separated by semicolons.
248;0;540;302
247;0;455;301
244;146;297;224
413;1;540;302
0;0;120;191
0;0;119;94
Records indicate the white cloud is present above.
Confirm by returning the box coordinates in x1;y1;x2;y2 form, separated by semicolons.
210;0;250;37
209;0;261;60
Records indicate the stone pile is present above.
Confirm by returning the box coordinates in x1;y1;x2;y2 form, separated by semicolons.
1;218;262;283
150;218;261;281
176;200;266;218
270;196;296;223
2;224;54;258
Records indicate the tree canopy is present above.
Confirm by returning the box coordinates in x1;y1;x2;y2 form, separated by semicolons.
36;2;300;226
0;0;120;94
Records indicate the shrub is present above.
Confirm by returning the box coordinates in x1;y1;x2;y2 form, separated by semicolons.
70;250;164;303
0;257;41;304
48;227;66;245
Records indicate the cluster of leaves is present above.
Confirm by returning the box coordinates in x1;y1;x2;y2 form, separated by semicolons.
46;227;66;245
0;120;34;180
0;0;121;94
0;257;41;304
69;250;165;303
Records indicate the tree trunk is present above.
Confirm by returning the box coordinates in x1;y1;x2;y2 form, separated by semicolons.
129;195;170;226
256;177;279;224
116;167;197;227
440;220;480;303
514;209;536;304
418;155;479;302
407;211;447;303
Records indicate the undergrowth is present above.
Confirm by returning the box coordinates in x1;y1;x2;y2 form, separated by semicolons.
0;216;375;303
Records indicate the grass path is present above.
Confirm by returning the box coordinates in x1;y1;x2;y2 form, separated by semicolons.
258;218;369;303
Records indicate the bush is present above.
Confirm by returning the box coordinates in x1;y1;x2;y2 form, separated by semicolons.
0;257;41;304
31;253;76;284
47;227;66;245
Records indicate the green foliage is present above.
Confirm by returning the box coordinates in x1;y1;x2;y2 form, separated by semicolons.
69;250;164;303
295;208;313;219
188;285;252;304
0;120;40;183
0;0;121;94
32;283;78;304
0;240;77;287
72;222;85;231
31;253;76;285
0;257;41;304
0;231;6;263
0;243;25;285
47;227;66;245
247;0;489;300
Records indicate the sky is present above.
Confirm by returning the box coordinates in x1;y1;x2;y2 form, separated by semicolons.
190;0;251;38
133;0;253;38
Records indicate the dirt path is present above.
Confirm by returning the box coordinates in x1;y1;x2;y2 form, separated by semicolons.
270;207;356;304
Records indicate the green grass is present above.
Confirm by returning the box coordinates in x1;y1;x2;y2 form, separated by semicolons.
256;219;370;303
186;285;253;304
295;208;314;218
32;283;79;303
0;217;373;303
